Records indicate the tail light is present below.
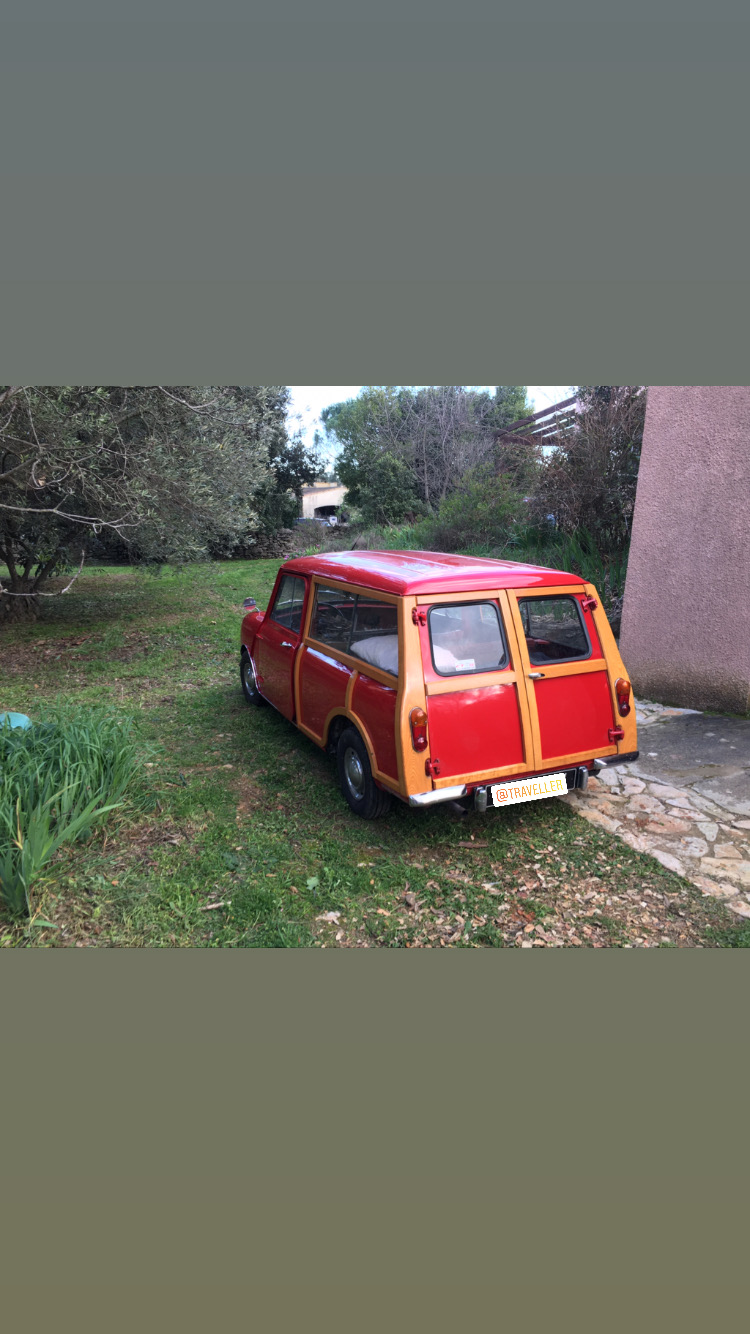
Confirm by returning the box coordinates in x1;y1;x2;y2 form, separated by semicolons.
410;707;428;752
615;678;632;716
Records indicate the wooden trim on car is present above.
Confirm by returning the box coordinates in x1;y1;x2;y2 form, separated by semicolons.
415;584;586;605
397;597;429;797
302;636;398;690
523;658;609;680
425;669;519;696
311;576;400;605
504;591;543;768
587;584;638;758
431;745;620;790
497;590;537;772
296;719;325;747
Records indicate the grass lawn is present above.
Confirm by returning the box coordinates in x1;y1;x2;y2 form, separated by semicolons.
1;561;746;948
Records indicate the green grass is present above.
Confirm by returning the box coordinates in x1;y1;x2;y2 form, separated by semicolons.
0;560;747;947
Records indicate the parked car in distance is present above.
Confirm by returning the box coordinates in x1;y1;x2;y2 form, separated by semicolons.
239;550;638;819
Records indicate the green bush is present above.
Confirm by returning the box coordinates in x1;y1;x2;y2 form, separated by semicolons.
0;709;142;917
418;468;525;552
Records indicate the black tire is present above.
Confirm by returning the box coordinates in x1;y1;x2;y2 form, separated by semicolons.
240;650;266;707
336;726;392;820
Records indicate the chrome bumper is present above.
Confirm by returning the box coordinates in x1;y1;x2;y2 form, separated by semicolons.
408;784;468;808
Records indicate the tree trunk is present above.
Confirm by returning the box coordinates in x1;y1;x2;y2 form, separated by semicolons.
0;587;40;622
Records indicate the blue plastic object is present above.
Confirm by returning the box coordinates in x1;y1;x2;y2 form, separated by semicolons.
0;712;32;730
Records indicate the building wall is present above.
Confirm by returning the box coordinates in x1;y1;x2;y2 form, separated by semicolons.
619;386;750;715
301;484;346;518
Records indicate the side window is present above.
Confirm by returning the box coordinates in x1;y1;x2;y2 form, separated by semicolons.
349;594;399;676
268;575;307;634
310;585;357;652
428;602;507;675
518;595;591;664
309;586;400;676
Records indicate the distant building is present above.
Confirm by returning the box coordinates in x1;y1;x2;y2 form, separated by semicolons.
301;481;347;520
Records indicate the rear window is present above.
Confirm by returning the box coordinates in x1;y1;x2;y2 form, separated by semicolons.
428;602;507;676
310;585;399;676
518;595;591;664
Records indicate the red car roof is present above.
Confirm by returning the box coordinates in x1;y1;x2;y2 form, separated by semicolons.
281;550;585;595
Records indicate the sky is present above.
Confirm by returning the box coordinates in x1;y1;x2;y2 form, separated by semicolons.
287;385;574;466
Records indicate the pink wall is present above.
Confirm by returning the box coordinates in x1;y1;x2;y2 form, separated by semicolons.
620;386;750;715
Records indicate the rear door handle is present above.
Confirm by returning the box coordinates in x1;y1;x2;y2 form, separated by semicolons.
528;671;545;679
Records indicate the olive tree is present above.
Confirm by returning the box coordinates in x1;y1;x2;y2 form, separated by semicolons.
0;385;288;618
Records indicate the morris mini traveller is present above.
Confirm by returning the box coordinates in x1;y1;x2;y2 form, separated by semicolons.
239;551;638;819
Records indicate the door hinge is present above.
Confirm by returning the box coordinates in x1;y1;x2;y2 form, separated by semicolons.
425;757;441;778
581;595;598;612
608;726;625;743
412;607;427;626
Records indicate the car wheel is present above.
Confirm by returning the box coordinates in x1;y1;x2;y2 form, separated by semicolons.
240;650;266;706
336;726;391;819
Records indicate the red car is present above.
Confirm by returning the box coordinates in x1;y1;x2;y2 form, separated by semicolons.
240;551;638;818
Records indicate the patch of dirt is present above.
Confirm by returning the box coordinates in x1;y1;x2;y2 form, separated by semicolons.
234;777;267;823
0;635;100;674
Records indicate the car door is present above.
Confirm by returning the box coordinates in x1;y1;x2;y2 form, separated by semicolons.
415;592;536;786
505;586;619;770
253;574;308;718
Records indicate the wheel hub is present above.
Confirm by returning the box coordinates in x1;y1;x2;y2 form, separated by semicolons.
344;746;365;799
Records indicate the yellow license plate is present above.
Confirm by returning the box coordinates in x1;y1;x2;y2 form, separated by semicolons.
491;772;567;808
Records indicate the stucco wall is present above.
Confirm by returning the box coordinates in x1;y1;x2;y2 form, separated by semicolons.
619;386;750;715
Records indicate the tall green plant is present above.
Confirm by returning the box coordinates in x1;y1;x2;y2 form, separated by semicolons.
0;710;142;917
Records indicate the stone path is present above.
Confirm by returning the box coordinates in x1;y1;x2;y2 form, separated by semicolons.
560;698;750;918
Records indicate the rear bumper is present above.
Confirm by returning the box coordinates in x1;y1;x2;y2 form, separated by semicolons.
470;765;591;811
409;784;468;807
406;753;639;811
593;752;639;768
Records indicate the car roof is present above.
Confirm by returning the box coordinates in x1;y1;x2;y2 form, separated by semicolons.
281;550;585;595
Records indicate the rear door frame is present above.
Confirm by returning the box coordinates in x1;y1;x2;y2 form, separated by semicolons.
504;583;620;770
414;588;537;789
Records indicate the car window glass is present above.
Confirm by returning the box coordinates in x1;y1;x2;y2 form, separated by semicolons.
268;575;306;634
310;585;357;652
349;596;398;648
428;602;507;675
518;596;590;664
348;595;399;675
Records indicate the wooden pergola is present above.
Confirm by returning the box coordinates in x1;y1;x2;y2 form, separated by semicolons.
494;394;578;447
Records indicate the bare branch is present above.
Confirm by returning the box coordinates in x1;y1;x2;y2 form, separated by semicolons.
0;549;86;598
0;458;30;484
157;387;221;413
0;500;138;529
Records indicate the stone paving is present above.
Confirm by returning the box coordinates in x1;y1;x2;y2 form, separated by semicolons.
560;698;750;919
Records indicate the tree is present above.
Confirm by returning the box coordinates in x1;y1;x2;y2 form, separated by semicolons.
491;386;531;430
252;428;321;535
0;385;288;617
424;465;526;552
323;385;521;520
529;386;646;551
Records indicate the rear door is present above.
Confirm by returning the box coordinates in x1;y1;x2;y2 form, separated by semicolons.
505;587;619;770
254;574;308;718
416;593;536;786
